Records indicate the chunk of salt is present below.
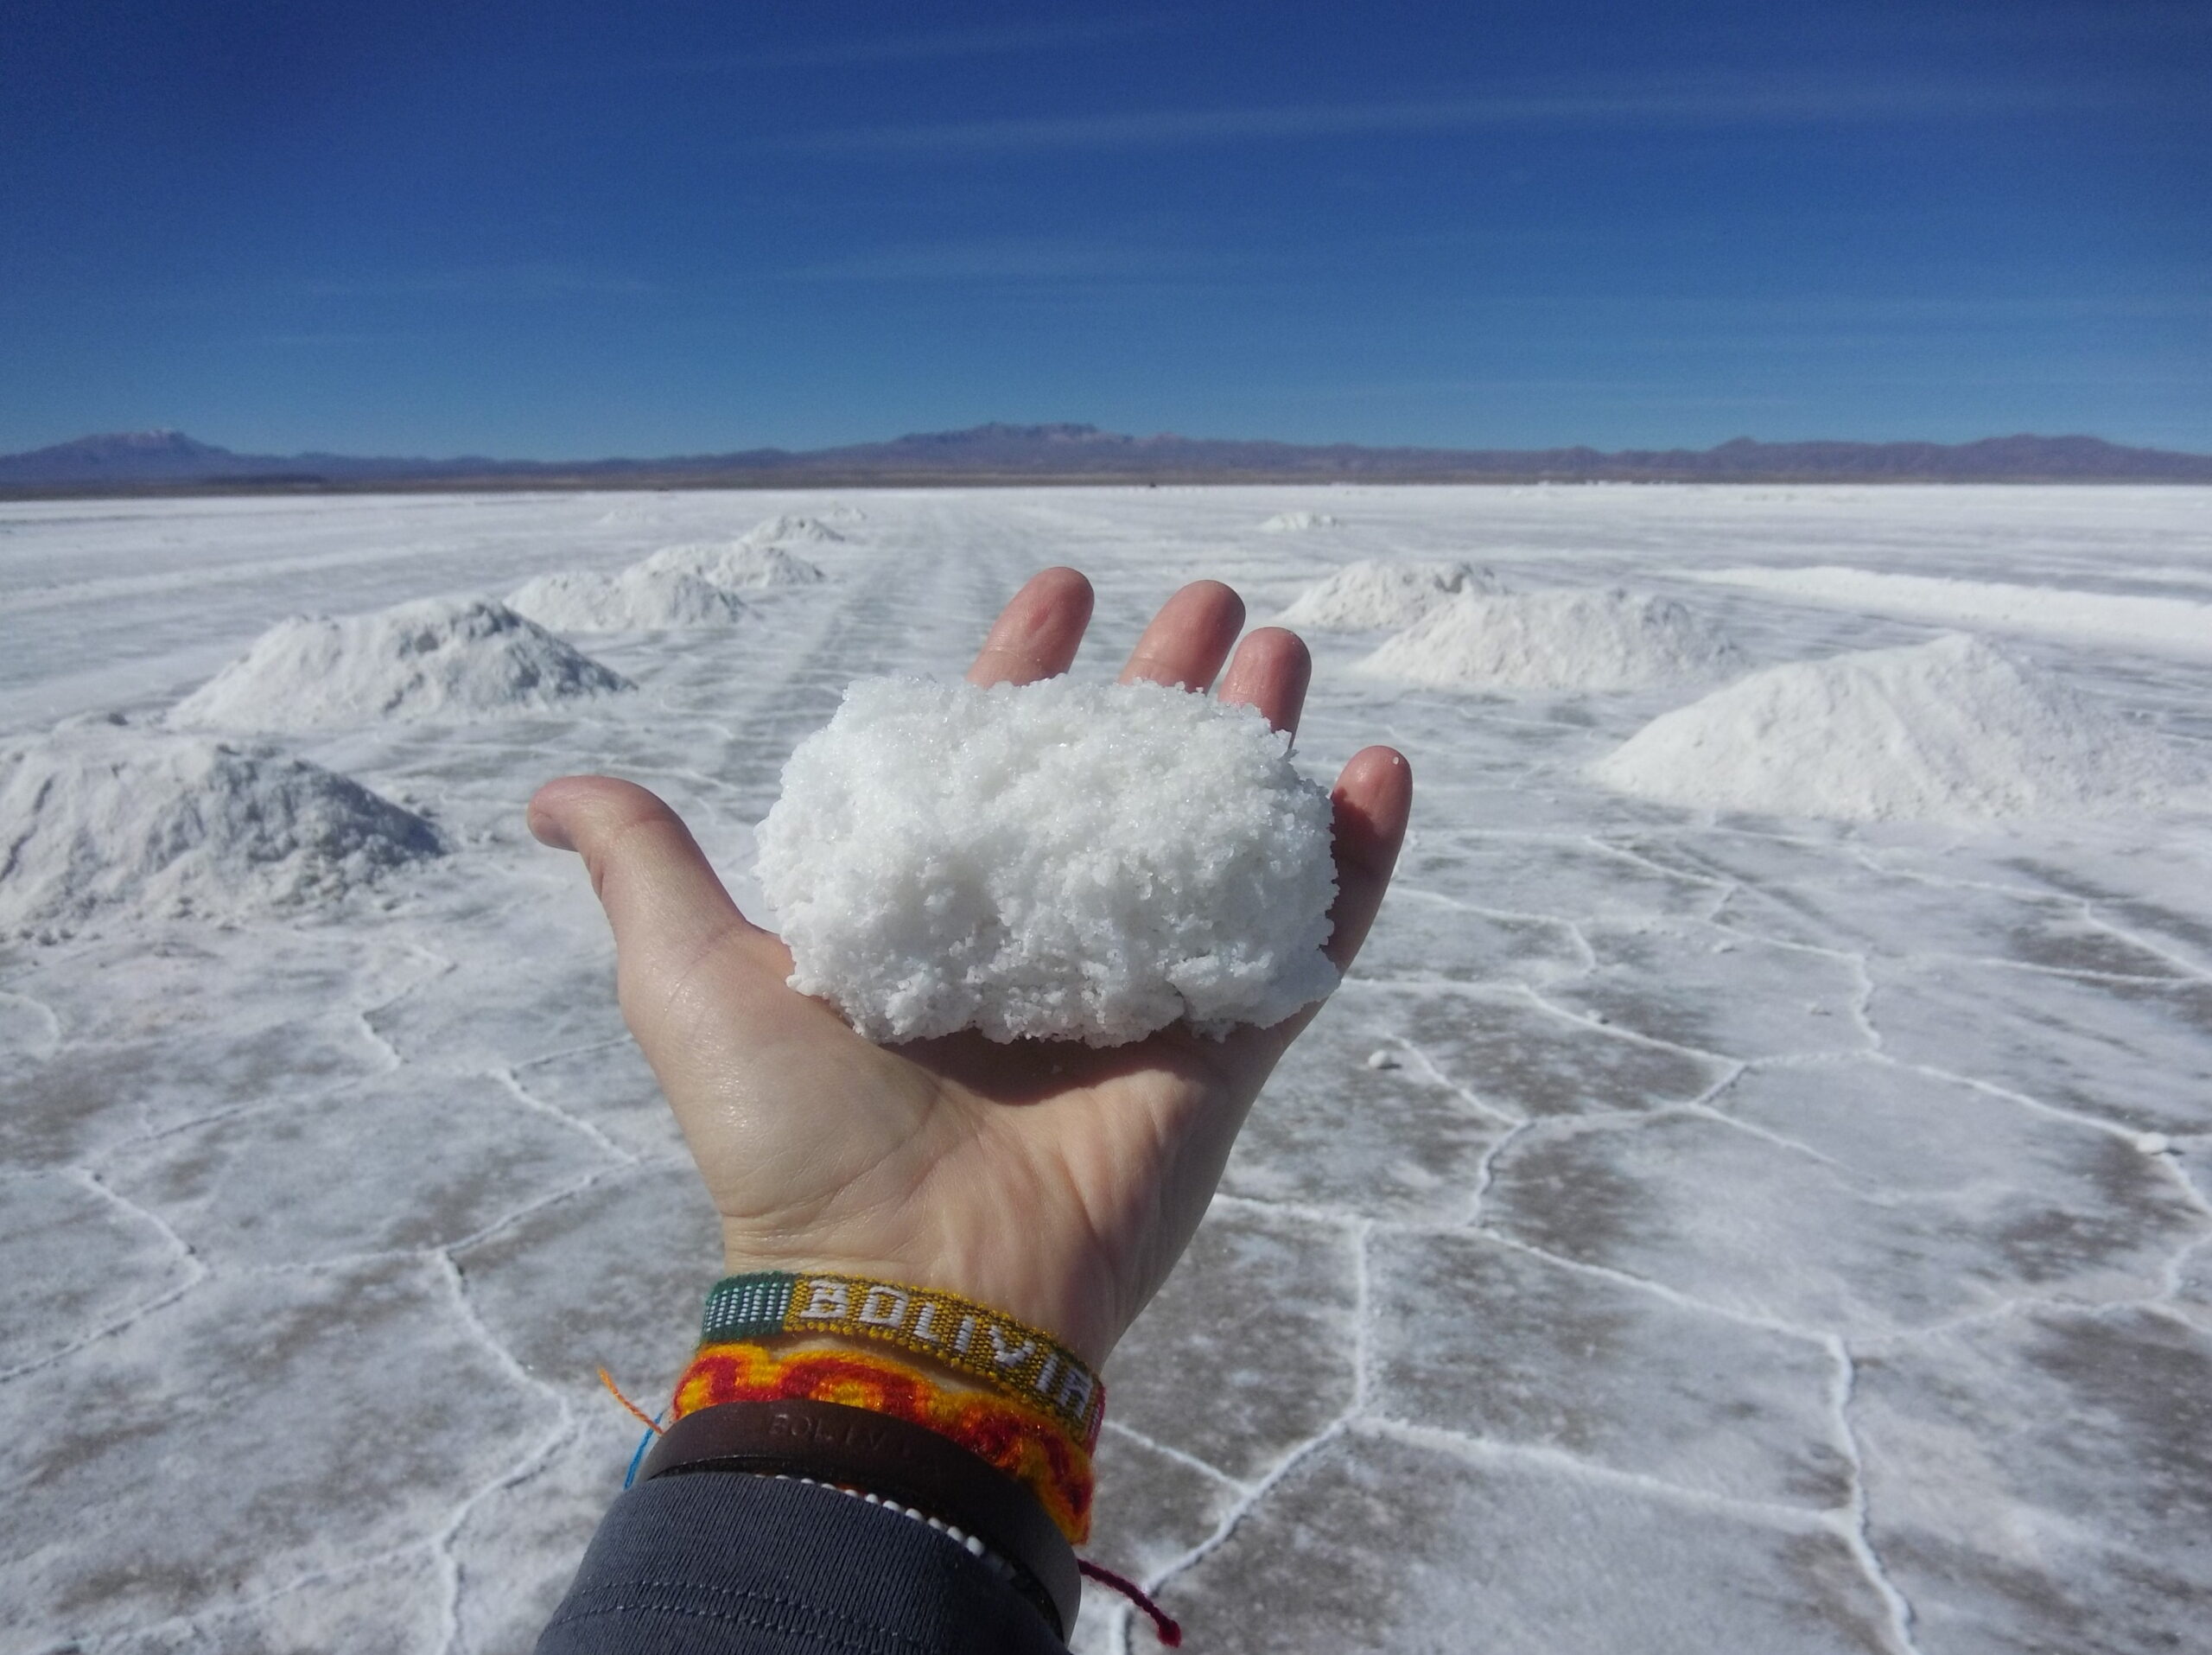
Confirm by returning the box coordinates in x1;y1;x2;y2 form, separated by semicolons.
754;676;1340;1046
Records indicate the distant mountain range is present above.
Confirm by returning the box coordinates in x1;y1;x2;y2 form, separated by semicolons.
4;424;2210;492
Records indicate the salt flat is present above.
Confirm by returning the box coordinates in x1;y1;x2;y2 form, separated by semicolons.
3;484;2209;1654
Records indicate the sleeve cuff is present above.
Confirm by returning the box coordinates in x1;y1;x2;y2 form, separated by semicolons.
535;1469;1070;1655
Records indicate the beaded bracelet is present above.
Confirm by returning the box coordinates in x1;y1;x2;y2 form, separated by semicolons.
702;1270;1105;1450
673;1340;1095;1544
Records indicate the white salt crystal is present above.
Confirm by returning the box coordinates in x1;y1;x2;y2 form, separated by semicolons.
505;566;749;632
1589;633;2195;822
634;540;828;589
168;597;630;732
0;718;441;935
1357;589;1739;691
754;677;1340;1046
1277;560;1497;632
741;513;847;546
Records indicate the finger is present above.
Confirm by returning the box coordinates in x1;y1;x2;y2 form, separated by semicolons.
967;567;1095;686
1119;580;1245;692
1320;747;1413;969
1216;626;1312;736
527;775;784;983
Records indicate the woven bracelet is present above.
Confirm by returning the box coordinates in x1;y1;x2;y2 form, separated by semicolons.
672;1340;1095;1543
702;1271;1105;1450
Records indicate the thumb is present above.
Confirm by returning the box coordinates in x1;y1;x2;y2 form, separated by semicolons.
527;775;786;996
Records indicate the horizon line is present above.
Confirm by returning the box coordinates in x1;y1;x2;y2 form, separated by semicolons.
10;422;2212;467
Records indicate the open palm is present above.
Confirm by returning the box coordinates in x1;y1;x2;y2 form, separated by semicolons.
529;568;1411;1365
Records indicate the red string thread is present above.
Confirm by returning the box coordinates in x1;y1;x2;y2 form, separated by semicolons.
598;1366;666;1435
1079;1558;1183;1646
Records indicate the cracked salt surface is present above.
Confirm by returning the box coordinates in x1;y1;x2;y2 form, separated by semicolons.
3;484;2211;1652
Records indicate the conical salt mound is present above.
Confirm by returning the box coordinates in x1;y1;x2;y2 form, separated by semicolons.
744;514;846;546
0;719;442;935
1357;589;1739;691
168;597;631;732
1589;633;2195;822
635;540;828;589
1278;560;1497;632
506;567;749;632
1261;511;1341;532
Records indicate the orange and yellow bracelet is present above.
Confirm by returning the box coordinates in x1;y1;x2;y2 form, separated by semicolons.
672;1340;1095;1542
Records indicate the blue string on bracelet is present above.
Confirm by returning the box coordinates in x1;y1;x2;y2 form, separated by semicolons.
622;1416;664;1489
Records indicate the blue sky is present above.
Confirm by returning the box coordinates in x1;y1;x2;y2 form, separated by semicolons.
3;1;2206;456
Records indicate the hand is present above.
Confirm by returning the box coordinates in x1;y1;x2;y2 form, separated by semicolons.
527;568;1411;1366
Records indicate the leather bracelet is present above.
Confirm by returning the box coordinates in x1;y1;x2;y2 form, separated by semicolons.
640;1396;1081;1641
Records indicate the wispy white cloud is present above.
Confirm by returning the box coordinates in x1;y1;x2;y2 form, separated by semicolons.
777;79;2115;156
1451;294;2212;326
253;330;411;347
585;17;1177;78
1269;376;1808;407
294;264;658;299
784;235;1233;284
748;16;1177;68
